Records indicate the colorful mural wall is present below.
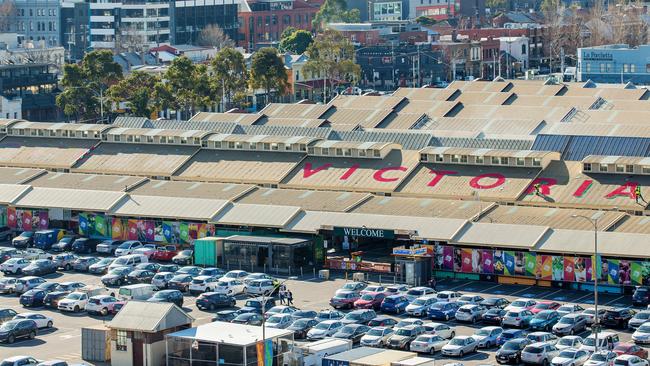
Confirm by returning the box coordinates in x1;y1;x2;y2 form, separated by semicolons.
7;207;49;231
436;245;649;286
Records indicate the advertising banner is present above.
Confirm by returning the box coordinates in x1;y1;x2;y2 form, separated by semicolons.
7;207;16;229
144;220;155;242
94;214;107;238
460;249;472;273
127;219;138;241
442;246;454;270
494;250;505;275
541;255;552;280
482;249;494;274
79;213;89;236
179;223;189;243
112;218;126;240
515;252;525;276
607;259;620;285
471;249;482;273
503;251;515;276
619;260;632;285
37;211;48;230
631;262;643;285
525;252;537;277
551;256;563;281
564;257;575;282
575;257;588;282
22;210;33;231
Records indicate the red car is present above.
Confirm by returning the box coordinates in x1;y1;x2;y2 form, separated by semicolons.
531;301;561;314
152;245;179;261
330;291;360;309
614;343;649;358
354;292;385;310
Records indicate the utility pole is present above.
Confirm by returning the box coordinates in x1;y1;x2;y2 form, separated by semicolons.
560;47;565;74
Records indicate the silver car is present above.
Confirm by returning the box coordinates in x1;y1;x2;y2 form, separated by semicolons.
553;314;588;336
521;342;560;365
551;348;590;366
628;311;650;330
410;334;448;354
441;336;479;357
360;327;394;347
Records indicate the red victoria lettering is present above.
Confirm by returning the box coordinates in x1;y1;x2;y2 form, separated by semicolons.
470;173;506;189
373;166;407;182
572;180;593;197
525;177;557;195
302;162;331;178
605;182;638;199
339;164;360;180
427;169;458;187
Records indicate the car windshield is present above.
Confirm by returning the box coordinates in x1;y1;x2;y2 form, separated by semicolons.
503;341;522;350
558;338;575;345
412;299;427;305
449;338;465;346
21;232;34;237
559;317;575;324
368;329;386;336
559;350;577;358
117;243;132;249
217;281;230;287
179;250;192;256
315;322;333;330
346;313;363;320
475;329;491;336
67;293;83;300
486;309;502;315
384;297;398;303
536;303;552;309
407;289;424;296
511;300;527;307
395;329;413;336
291;320;309;327
584;309;595;315
415;335;434;342
636;312;650;319
558;306;574;312
590;354;610;361
342;283;358;290
526;347;543;354
339;326;355;334
536;312;553;319
614;360;629;366
639;325;650;332
361;294;375;301
0;321;17;330
430;303;446;310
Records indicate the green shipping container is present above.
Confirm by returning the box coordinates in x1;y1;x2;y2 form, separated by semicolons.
194;237;224;267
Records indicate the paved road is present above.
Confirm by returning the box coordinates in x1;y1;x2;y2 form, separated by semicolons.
0;267;644;365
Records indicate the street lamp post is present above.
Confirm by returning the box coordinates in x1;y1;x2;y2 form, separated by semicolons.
256;276;297;366
571;214;600;352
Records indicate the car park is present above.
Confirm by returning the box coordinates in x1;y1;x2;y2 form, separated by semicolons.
95;240;125;255
530;310;561;331
360;326;394;347
306;320;342;340
231;313;265;326
12;231;34;248
551;348;590;366
441;336;479;357
532;301;561;314
172;250;193;265
13;313;53;329
19;289;48;307
342;309;376;325
422;322;455;339
71;238;101;254
367;316;398;328
151;245;178;261
553;314;589;336
52;253;77;271
387;325;425;350
22;259;57;276
50;236;76;252
585;351;617;366
330;290;360;309
603;309;636;329
85;295;119;316
472;326;503;348
0;257;30;274
614;355;649;366
482;297;511;309
496;338;532;364
405;287;435;302
0;278;17;294
497;329;527;346
557;304;586;317
101;267;131;286
455;304;487;323
556;336;584;350
380;294;409;314
613;343;648;358
332;324;371;343
72;256;100;272
147;290;184;307
505;298;537;312
406;295;437;317
410;334;448;354
435;291;462;303
114;241;143;256
88;257;114;274
521;342;560;365
428;301;460;321
503;309;535;328
0;319;38;343
196;292;236;310
15;276;46;294
527;331;559;346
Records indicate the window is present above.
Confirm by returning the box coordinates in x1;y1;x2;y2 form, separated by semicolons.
643;166;650;174
599;164;608;172
435;154;444;162
263;143;270;150
160;136;166;143
228;141;235;149
626;165;634;173
631;64;636;73
532;158;541;167
600;63;605;72
126;135;133;142
147;136;154;143
586;63;591;73
343;148;351;156
501;157;509;165
213;141;221;148
373;150;381;158
451;154;460;163
180;137;188;144
271;143;278;151
521;44;526;54
235;142;242;149
475;156;484;164
616;164;625;173
583;163;592;171
491;156;500;164
624;64;630;73
321;147;329;155
250;142;257;150
116;330;128;351
516;158;525;166
420;153;428;162
335;148;343;156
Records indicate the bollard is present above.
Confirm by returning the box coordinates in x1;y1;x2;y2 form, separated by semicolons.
264;263;267;273
238;260;241;269
379;275;382;285
301;267;303;277
313;268;316;278
227;260;230;270
289;266;291;276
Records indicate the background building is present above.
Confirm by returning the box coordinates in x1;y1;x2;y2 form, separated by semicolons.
0;63;60;121
11;0;62;46
578;44;650;85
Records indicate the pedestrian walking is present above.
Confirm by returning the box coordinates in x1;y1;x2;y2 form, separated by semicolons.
278;289;285;304
428;277;437;291
287;290;294;306
636;186;646;204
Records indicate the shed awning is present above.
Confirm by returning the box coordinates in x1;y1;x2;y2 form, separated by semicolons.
13;187;126;211
0;184;31;205
451;222;550;249
211;203;303;228
109;195;229;221
535;229;650;258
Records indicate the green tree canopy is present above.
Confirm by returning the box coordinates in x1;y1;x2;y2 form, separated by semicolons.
304;29;361;103
250;47;289;106
416;16;437;26
211;47;249;111
155;56;212;118
279;29;314;54
108;71;160;117
313;0;360;30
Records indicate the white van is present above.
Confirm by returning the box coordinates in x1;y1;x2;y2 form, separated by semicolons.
118;283;157;301
580;332;620;352
108;254;148;271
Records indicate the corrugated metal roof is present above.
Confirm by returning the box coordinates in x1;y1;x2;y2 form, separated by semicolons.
0;167;45;184
112;117;149;128
113;117;239;133
109;195;229;221
108;301;193;332
14;187;126;211
329;130;434;150
452;222;549;249
536;229;650;257
534;135;650;161
531;134;571;154
212;203;302;228
0;184;31;204
431;137;534;150
240;125;332;139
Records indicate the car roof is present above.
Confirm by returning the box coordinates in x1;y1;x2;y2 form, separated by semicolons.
527;342;550;348
503;329;524;334
4;356;33;361
617;355;636;360
481;326;502;330
529;331;552;336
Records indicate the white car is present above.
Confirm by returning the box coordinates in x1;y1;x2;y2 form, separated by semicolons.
307;320;343;340
405;287;435;302
455;304;487;323
360;327;394;347
1;356;41;366
410;334;448;354
246;279;276;296
85;295;119;316
13;313;53;328
583;308;606;325
114;241;143;256
441;336;479;357
244;273;274;286
558;304;585;317
457;295;484;305
385;285;409;295
632;322;650;344
521;342;560;365
423;322;455;339
57;291;89;312
584;351;617;366
132;244;157;258
615;355;649;366
14;276;46;294
406;295;437;317
188;276;220;294
396;318;424;328
213;279;246;296
435;291;462;303
472;326;503;348
19;248;51;261
361;285;386;295
551;348;590;366
556;336;584;350
222;270;249;280
0;258;30;274
0;278;17;294
266;314;293;329
505;298;537;312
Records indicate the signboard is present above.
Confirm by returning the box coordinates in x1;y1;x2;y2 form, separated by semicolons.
393;247;428;256
333;226;395;239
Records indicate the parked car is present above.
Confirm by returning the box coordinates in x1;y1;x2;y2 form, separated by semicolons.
266;314;294;329
265;305;297;319
13;313;53;329
603;308;636;329
284;318;317;339
52;253;77;271
397;318;424;328
521;342;560;365
71;238;101;254
0;257;30;275
380;295;409;314
12;231;34;248
114;241;143;256
167;274;193;292
367;316;398;328
435;291;462;303
613;343;648;358
472;326;503;348
484;308;509;325
633;287;650;307
306;320;343;340
158;264;180;273
101;267;131;287
428;301;461;321
240;297;276;314
132;244;157;258
423;322;455;339
95;240;124;255
196;292;236;311
583;308;607;325
441;336;479;357
527;331;558;346
57;292;89;312
291;310;317;321
505;298;537;312
212;310;238;322
405;287;435;302
503;309;535;328
151;272;175;289
244;273;274;286
316;310;344;322
88;257;114;274
43;291;69;309
50;236;76;252
1;356;40;366
0;319;37;343
330;290;360;310
410;334;448;354
246;279;276;296
335;282;366;295
551;348;590;366
458;295;485;306
136;262;162;272
19;289;47;307
231;313;265;326
387;325;425;350
360;326;394;347
530;310;560;331
14;276;46;294
72;257;100;272
127;269;156;284
85;295;119;316
0;278;17;294
20;248;51;261
455;304;487;323
213;278;246;296
22;259;57;276
632;322;650;344
171;250;193;265
497;329;527;346
557;304;585;317
0;309;18;325
614;355;649;366
496;338;532;364
342;309;376;325
56;282;86;293
557;336;584;350
188;276;220;295
175;266;201;277
532;301;562;314
0;248;21;264
406;296;437;317
151;245;178;261
584;351;617;366
384;285;409;295
482;297;511;309
147;290;184;307
553;314;589;336
332;324;371;343
582;332;621;353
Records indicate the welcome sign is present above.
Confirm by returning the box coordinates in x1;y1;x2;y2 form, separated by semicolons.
333;226;395;239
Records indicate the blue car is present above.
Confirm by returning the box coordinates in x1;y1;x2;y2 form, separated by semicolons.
529;310;559;331
380;295;409;314
428;301;460;320
496;329;526;346
19;289;47;307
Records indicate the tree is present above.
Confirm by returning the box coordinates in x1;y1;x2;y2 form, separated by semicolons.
211;47;248;111
197;24;234;48
486;0;507;10
281;26;298;40
250;47;289;106
313;0;360;30
154;56;213;118
56;50;123;122
415;16;437;26
108;71;160;117
279;29;314;54
304;30;361;103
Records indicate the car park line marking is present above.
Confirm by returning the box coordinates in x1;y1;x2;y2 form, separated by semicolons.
542;289;564;299
448;282;472;291
604;296;626;306
482;284;503;292
509;286;533;296
59;334;81;340
461;353;485;361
